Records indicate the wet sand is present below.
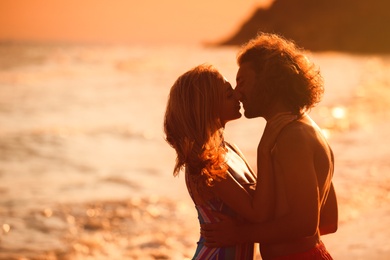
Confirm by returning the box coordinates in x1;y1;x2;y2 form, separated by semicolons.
1;194;390;259
0;197;199;260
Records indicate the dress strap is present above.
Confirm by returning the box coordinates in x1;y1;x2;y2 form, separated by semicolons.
225;141;256;182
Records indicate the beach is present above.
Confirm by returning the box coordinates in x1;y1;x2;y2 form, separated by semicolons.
0;44;389;259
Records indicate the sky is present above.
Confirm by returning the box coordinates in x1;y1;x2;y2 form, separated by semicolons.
0;0;274;45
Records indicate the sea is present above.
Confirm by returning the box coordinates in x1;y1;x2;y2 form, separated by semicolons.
0;43;389;259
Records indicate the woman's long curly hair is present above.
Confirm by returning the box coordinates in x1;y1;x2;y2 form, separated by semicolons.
237;33;324;114
164;64;228;186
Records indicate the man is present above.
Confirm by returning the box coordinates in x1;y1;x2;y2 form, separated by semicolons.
201;33;338;259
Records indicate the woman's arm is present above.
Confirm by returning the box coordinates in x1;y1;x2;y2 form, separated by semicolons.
210;113;296;223
210;150;274;223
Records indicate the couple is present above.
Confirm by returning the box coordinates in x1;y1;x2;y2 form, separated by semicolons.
164;33;338;259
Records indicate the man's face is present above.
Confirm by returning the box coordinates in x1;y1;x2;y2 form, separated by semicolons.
235;62;268;118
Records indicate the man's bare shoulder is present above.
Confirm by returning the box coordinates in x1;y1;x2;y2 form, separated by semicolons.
276;119;315;144
274;117;328;158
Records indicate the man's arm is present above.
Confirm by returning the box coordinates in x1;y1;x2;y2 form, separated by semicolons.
202;124;321;245
319;183;338;235
252;124;320;242
210;113;295;223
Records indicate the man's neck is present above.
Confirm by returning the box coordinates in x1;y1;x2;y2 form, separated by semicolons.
263;101;292;121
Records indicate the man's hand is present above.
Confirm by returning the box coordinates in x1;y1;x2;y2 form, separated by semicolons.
200;213;242;247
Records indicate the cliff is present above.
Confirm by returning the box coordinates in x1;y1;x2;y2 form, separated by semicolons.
218;0;390;53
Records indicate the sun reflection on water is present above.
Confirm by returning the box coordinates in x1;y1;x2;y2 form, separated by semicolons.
316;105;351;139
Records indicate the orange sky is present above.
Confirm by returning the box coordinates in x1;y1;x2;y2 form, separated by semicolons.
0;0;273;45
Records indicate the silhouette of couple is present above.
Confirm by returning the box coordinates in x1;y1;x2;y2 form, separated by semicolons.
164;33;337;259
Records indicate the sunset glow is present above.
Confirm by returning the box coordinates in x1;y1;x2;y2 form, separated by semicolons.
0;0;274;45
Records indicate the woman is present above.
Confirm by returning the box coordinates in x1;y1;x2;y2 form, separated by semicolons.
164;64;294;259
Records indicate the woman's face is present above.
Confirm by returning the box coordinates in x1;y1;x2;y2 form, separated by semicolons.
219;78;242;125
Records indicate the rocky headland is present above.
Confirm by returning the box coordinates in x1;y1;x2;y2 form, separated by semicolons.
218;0;390;53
